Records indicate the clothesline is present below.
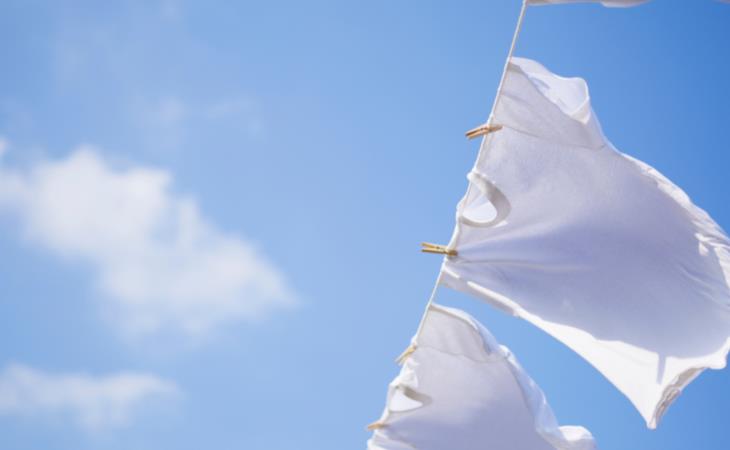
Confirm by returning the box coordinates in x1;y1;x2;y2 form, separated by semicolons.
372;1;730;445
409;0;529;346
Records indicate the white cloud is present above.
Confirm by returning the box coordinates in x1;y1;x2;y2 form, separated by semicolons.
0;147;295;337
0;363;178;432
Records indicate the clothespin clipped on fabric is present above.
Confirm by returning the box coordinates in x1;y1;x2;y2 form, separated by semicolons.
465;123;503;140
367;421;386;431
395;343;417;365
421;242;457;257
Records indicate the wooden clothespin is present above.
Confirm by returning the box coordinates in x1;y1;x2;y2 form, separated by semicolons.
421;242;457;257
367;420;386;431
395;343;417;365
465;123;503;140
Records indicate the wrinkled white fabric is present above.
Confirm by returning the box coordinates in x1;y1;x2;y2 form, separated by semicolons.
368;304;596;450
528;0;649;6
441;56;730;428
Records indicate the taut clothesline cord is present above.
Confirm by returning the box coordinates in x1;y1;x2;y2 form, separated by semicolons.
488;0;529;128
410;0;529;343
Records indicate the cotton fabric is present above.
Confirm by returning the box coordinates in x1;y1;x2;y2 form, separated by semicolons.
368;303;596;450
440;57;730;428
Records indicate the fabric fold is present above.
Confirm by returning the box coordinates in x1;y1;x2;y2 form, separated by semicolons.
441;56;730;428
368;303;596;450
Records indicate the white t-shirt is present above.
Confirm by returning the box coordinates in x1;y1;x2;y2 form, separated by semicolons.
441;57;730;428
369;304;595;450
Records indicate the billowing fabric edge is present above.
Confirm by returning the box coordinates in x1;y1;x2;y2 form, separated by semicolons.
443;52;730;428
618;148;730;428
440;145;730;428
368;303;597;449
506;57;607;150
440;261;730;429
619;151;730;309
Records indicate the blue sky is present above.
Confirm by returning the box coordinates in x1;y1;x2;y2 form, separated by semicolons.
0;1;729;449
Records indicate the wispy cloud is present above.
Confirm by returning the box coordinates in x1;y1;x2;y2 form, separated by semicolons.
129;95;264;151
0;145;296;338
129;96;190;150
203;96;264;137
0;363;178;432
49;5;264;154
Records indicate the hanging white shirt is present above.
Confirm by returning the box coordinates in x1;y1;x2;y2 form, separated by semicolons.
440;57;730;428
368;303;596;450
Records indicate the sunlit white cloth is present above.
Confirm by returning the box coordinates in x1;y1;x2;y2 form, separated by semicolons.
440;56;730;428
368;304;596;450
528;0;649;6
